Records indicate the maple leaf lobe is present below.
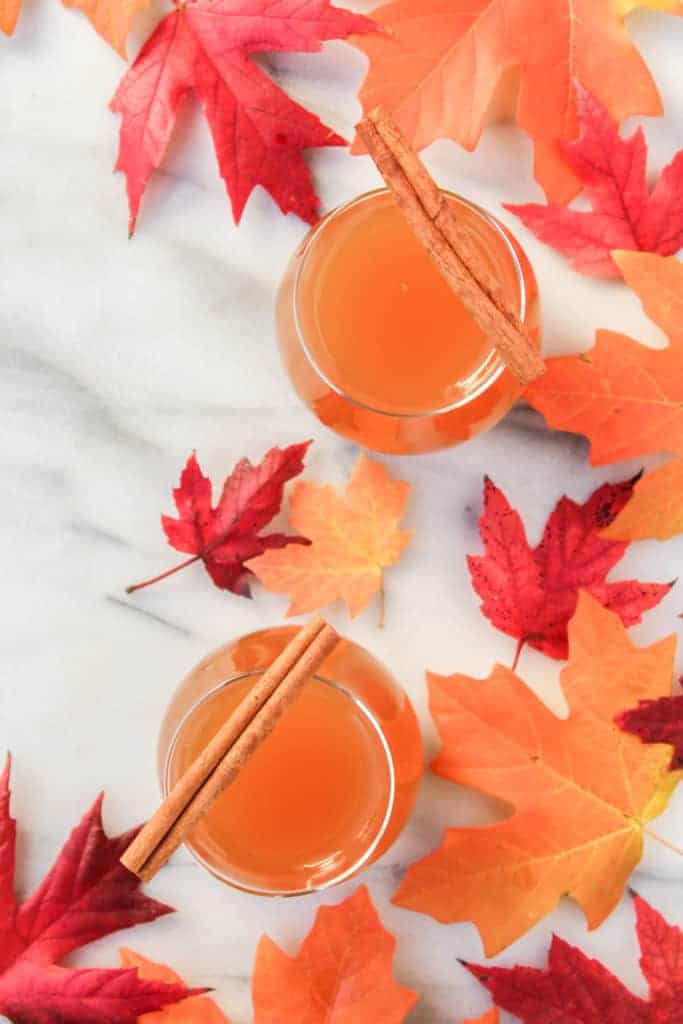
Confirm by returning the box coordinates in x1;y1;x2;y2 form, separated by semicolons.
2;0;149;49
62;0;152;56
0;0;20;33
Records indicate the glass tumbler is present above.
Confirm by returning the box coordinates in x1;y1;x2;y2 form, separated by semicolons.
276;188;540;455
158;626;424;896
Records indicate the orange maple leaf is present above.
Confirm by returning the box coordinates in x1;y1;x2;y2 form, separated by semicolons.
394;593;679;956
252;886;417;1022
526;251;683;541
1;0;149;54
247;454;413;619
119;949;229;1024
351;0;679;203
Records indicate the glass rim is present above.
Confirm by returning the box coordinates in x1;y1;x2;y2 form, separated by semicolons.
292;187;528;420
162;668;396;898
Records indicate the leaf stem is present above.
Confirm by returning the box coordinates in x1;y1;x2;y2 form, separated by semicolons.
511;637;525;672
644;828;683;858
126;555;201;594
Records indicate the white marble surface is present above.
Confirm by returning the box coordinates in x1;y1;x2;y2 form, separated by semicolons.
3;6;683;1021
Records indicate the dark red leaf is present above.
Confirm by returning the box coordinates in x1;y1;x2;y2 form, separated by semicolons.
466;895;683;1024
467;476;671;664
0;755;198;1024
127;441;311;597
617;695;683;770
505;84;683;278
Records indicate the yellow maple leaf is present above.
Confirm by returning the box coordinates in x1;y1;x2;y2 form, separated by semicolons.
394;593;679;956
247;454;412;619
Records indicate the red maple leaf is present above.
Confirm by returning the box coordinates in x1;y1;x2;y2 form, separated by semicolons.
465;893;682;1024
110;0;375;234
467;476;671;666
0;755;198;1024
505;83;683;278
617;694;683;770
127;442;311;597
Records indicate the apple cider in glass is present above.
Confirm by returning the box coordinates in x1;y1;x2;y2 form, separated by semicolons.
158;626;423;894
276;189;540;454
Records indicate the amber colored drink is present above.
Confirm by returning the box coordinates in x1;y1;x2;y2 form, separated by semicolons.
158;627;423;894
277;189;540;454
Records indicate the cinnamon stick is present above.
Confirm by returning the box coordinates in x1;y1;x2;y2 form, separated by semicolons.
121;617;339;882
356;108;545;386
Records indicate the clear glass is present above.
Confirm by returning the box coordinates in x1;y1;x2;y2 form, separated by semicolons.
276;188;540;455
158;626;424;896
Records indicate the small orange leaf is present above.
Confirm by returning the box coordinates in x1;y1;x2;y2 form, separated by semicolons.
252;886;417;1023
527;252;683;539
394;593;679;955
62;0;152;56
247;454;413;618
352;0;670;203
119;949;229;1024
